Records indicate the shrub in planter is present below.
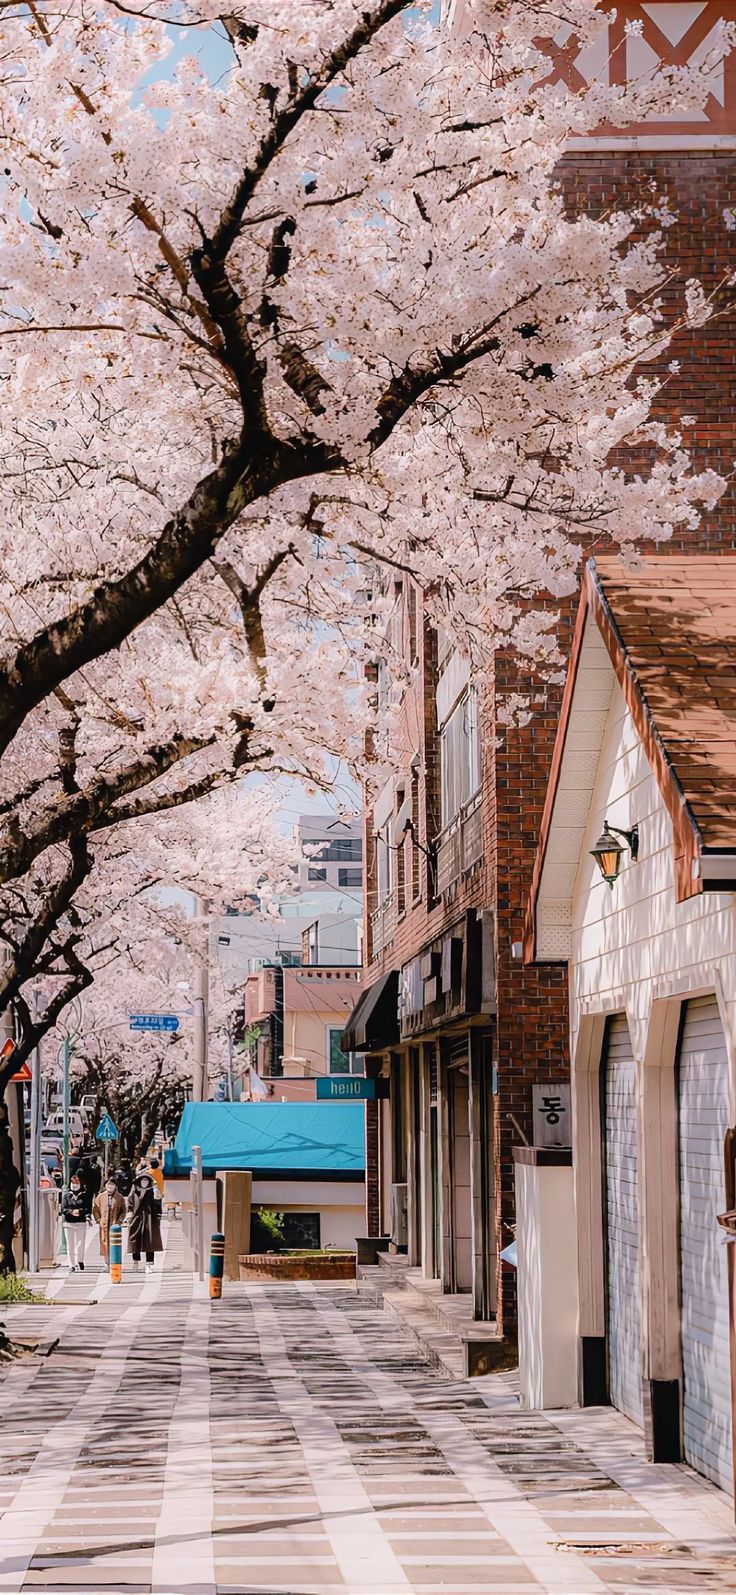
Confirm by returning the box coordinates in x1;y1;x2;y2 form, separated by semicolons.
249;1207;286;1253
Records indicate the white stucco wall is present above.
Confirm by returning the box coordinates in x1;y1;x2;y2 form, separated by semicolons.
168;1176;365;1266
562;659;736;1417
570;669;736;1087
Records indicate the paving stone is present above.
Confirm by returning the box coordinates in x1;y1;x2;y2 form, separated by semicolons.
1;1223;736;1593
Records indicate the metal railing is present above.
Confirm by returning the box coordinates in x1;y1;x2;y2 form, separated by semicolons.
435;794;483;895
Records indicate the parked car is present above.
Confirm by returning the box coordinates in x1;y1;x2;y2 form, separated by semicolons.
40;1140;63;1185
45;1107;88;1139
38;1159;59;1191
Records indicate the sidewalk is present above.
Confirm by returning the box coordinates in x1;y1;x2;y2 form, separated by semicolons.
0;1224;734;1594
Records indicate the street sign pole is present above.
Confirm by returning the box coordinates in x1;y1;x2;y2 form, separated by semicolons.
62;1036;71;1190
59;1035;71;1260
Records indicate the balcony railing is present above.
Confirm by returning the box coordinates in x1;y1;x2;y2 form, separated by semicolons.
370;891;396;958
435;794;483;895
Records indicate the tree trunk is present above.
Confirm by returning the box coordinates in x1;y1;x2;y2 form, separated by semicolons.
0;1089;20;1274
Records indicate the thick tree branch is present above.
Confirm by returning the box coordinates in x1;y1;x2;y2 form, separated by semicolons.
9;959;94;1082
0;733;216;885
0;837;91;1017
210;0;410;263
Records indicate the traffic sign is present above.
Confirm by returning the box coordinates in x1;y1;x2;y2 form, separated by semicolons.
316;1076;376;1101
95;1112;119;1142
129;1013;180;1033
10;1061;32;1083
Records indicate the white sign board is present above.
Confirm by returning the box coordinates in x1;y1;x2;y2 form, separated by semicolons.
532;1083;572;1148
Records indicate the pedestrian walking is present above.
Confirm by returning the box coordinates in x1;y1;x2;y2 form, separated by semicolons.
79;1154;102;1215
92;1175;126;1264
127;1172;163;1273
115;1158;133;1196
61;1174;88;1272
139;1154;165;1198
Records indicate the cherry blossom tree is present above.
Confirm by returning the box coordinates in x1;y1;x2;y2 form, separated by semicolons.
0;0;725;751
0;0;729;1261
0;781;298;1268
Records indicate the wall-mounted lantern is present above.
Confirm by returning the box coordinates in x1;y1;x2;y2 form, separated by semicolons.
590;820;639;889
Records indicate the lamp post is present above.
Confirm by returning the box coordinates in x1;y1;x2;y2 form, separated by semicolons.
57;998;83;1258
186;893;208;1103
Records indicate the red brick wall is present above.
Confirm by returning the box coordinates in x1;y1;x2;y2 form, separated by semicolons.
493;148;736;1328
365;614;497;978
363;147;736;1332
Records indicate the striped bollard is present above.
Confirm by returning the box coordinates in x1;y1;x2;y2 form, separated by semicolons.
209;1232;225;1299
109;1222;123;1284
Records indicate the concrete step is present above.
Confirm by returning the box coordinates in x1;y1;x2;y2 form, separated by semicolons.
381;1288;466;1380
356;1252;412;1290
365;1263;516;1379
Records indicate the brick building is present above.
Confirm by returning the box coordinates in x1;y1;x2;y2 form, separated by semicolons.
344;3;736;1341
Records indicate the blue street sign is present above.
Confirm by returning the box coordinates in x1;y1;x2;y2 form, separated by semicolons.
316;1076;375;1101
129;1013;180;1033
95;1112;119;1142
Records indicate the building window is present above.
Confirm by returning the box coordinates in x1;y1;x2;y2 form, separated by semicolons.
328;1027;351;1074
338;868;362;887
376;826;392;904
408;584;419;664
395;789;406;915
440;687;480;828
308;867;327;882
313;838;362;862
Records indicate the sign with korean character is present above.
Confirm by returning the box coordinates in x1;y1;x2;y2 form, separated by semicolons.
532;1083;571;1148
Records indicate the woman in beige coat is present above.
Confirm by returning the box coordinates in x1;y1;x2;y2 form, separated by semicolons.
92;1176;126;1264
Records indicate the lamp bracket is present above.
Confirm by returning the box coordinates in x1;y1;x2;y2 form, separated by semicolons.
605;822;639;862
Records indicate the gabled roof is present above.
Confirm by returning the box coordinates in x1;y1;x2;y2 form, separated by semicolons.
525;555;736;961
166;1101;365;1177
592;557;736;849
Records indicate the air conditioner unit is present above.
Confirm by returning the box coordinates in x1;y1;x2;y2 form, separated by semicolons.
390;1182;408;1249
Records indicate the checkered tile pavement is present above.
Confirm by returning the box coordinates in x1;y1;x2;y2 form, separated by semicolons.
1;1224;735;1594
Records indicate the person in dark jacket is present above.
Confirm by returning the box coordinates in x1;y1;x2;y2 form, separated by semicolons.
127;1173;163;1273
79;1155;101;1215
115;1160;133;1196
61;1173;88;1271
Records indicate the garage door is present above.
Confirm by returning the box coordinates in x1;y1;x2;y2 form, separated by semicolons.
678;994;733;1492
604;1014;644;1426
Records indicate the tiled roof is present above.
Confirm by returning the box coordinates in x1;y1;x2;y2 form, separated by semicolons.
593;556;736;851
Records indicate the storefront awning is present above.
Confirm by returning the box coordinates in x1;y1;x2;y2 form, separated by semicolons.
342;970;399;1053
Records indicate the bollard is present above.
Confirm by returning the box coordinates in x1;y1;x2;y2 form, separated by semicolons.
110;1222;123;1284
209;1232;225;1299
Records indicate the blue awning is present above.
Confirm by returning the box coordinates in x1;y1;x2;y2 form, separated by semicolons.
164;1101;365;1178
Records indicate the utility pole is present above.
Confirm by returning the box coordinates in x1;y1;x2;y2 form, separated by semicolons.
190;893;209;1103
62;1035;71;1192
28;1025;43;1274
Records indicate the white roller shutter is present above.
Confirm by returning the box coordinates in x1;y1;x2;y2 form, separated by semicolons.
678;994;733;1493
604;1014;644;1427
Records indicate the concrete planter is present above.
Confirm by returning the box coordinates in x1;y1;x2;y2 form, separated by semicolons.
238;1251;356;1282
